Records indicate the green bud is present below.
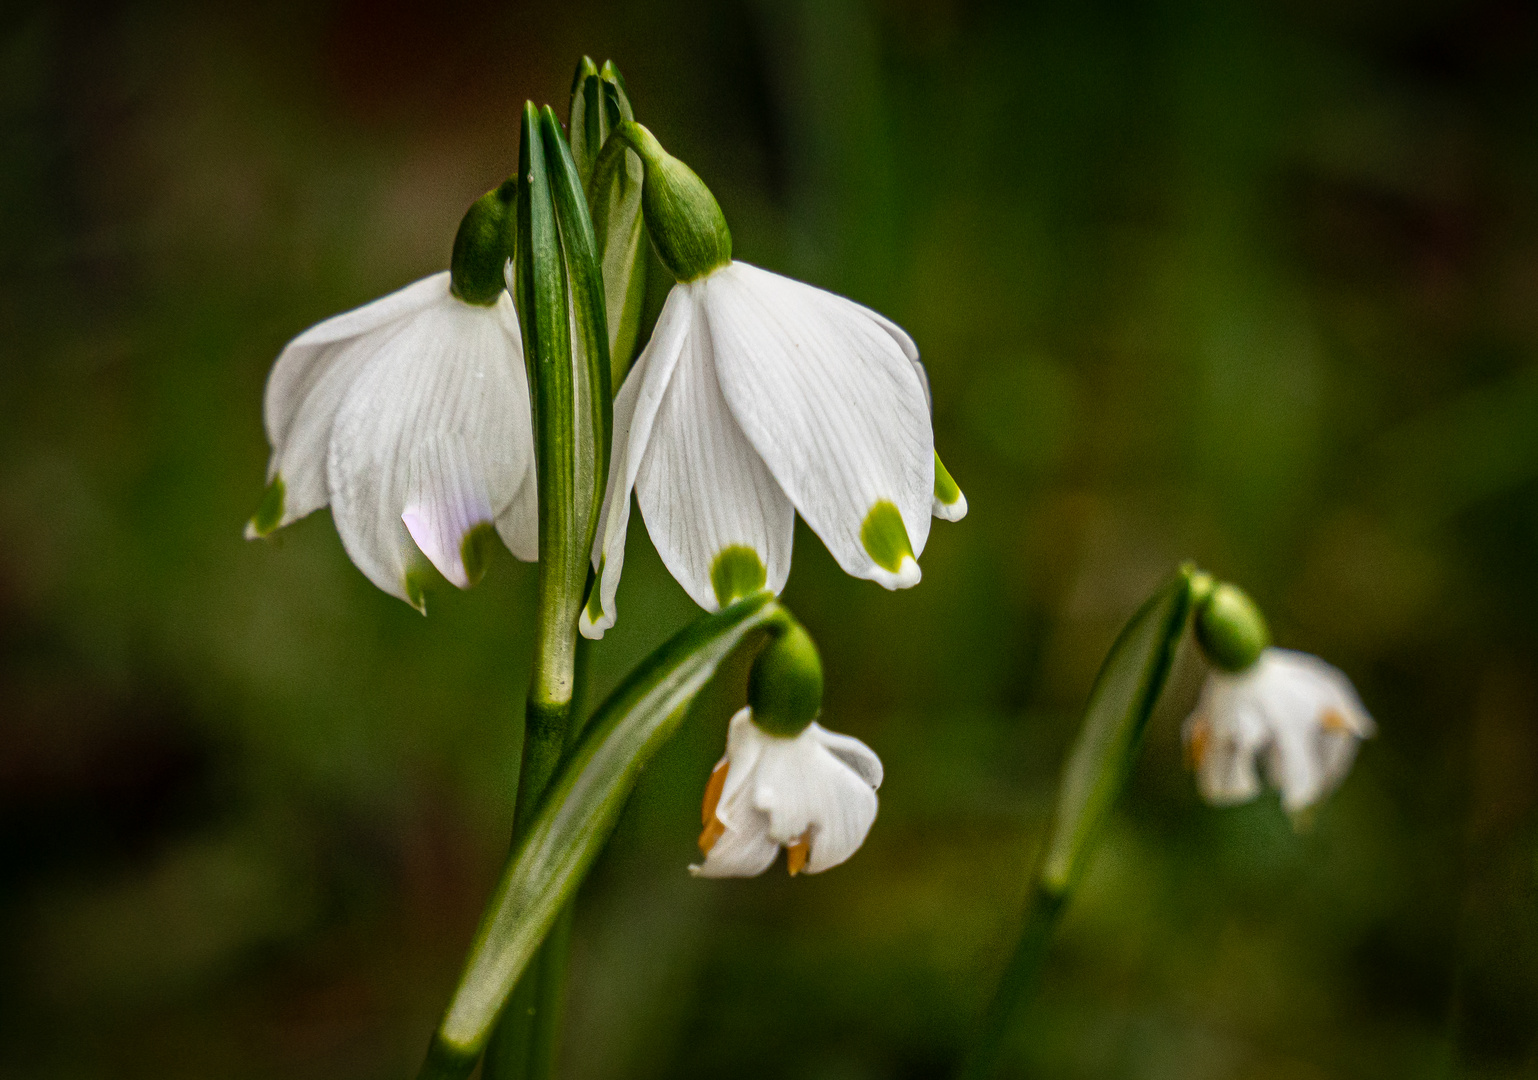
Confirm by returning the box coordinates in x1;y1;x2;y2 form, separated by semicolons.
1194;581;1271;672
602;121;731;283
747;618;823;738
449;179;517;306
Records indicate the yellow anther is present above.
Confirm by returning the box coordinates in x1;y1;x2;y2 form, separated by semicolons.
786;832;811;876
698;761;729;854
1320;708;1351;733
1186;716;1210;769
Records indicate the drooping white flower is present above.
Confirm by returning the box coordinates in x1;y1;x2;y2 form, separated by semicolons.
693;706;883;878
248;271;536;609
581;260;965;638
1184;647;1375;814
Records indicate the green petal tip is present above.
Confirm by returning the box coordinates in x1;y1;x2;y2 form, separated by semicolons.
861;500;920;589
245;475;285;539
711;545;768;608
933;452;967;521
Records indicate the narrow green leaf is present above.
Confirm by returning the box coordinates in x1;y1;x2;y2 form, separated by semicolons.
1040;564;1196;893
418;594;787;1077
584;73;648;385
958;565;1197;1080
513;101;580;711
539;106;612;553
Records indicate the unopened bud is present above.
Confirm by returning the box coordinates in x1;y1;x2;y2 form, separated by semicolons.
449;180;517;305
605;121;731;283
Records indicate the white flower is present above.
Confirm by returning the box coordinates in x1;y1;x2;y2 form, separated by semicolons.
693;707;883;878
249;272;536;609
581;261;965;638
1184;648;1375;814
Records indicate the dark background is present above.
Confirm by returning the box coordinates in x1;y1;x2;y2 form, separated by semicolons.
3;1;1538;1077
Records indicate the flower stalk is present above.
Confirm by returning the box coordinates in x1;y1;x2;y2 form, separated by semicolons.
958;566;1198;1079
473;103;612;1080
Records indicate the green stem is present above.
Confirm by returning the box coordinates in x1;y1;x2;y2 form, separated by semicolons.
955;885;1066;1080
479;104;613;1080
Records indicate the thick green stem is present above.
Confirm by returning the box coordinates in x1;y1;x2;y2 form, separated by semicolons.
478;104;613;1080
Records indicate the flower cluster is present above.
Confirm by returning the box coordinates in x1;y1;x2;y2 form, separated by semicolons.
247;107;962;879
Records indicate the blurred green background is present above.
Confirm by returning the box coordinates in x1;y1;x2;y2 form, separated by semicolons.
4;0;1538;1077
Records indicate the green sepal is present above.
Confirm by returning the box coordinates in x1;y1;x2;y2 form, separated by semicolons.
1194;581;1271;672
246;474;285;538
747;617;823;738
418;594;788;1078
596;121;731;284
1039;565;1197;894
450;181;517;306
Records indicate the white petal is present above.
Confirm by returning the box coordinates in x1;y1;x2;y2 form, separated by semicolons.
327;294;532;605
633;289;793;613
282;273;450;352
691;710;778;878
257;332;395;533
689;822;780;878
703;262;934;589
749;733;878;875
1190;649;1373;813
256;273;453;534
581;287;695;638
496;464;539;563
808;723;884;789
401;436;494;589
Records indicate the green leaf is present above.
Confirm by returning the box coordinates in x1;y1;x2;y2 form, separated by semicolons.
1040;563;1196;894
539;106;612;557
958;565;1197;1080
417;594;788;1078
511;103;612;717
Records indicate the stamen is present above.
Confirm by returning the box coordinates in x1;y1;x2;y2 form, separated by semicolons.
1185;716;1210;769
698;761;729;854
1320;708;1351;733
786;831;811;876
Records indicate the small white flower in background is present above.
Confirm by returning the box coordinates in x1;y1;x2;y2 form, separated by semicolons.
248;271;536;610
693;707;883;878
1184;647;1375;814
581;261;965;638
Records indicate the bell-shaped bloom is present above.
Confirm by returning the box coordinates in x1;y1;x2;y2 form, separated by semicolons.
248;272;536;609
1184;648;1375;814
582;261;965;638
693;706;883;878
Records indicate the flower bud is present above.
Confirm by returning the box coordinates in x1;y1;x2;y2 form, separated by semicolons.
747;619;823;737
607;121;731;283
1194;581;1271;672
449;180;517;305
